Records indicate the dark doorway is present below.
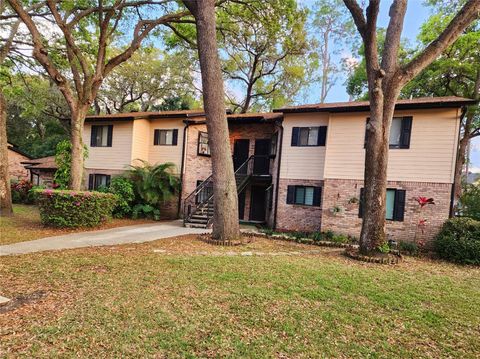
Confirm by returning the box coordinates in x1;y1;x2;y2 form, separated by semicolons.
250;186;267;222
233;139;250;173
238;190;246;220
253;139;270;175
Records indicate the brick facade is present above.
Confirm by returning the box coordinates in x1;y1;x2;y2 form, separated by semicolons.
275;178;324;232
8;148;30;180
321;178;452;244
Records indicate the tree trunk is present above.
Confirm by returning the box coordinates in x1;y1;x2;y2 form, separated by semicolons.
0;87;13;216
184;0;240;241
69;105;88;190
453;114;473;203
360;77;401;254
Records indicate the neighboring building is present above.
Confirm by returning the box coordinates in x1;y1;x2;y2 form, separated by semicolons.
466;172;480;184
82;96;476;243
7;143;31;180
22;156;58;187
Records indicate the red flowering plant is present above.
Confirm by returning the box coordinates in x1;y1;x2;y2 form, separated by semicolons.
10;179;33;204
414;196;435;248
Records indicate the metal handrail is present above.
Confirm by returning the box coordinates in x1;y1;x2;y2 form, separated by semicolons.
183;155;259;226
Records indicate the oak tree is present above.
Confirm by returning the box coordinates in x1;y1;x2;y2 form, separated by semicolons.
342;0;480;253
182;0;240;241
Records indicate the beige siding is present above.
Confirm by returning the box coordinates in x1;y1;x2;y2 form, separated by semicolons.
148;118;185;174
323;108;460;183
280;113;329;180
131;119;151;166
83;121;133;171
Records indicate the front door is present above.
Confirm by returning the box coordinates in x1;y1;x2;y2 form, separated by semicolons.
250;185;267;222
253;139;270;175
238;190;246;220
233;139;250;174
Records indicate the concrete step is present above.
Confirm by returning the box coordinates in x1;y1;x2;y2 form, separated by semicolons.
185;223;208;229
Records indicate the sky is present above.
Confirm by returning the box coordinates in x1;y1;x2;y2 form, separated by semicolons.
299;0;480;173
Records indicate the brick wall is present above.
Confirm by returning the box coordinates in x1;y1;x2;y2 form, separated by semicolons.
275;178;324;232
321;178;452;244
8;149;30;180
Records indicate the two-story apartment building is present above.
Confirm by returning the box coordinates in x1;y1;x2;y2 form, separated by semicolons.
82;96;475;243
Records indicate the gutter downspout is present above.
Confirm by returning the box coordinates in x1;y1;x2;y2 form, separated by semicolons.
177;121;190;218
449;106;468;218
273;120;284;230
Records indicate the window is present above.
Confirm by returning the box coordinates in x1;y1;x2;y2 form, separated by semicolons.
90;125;113;147
154;129;178;146
286;185;321;207
197;131;210;156
364;117;412;149
88;174;111;190
359;188;406;221
270;132;278;157
291;126;327;146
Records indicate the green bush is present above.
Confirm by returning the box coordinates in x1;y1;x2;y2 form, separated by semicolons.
459;184;480;221
35;189;117;227
398;241;419;256
435;217;480;265
132;204;161;221
331;234;349;244
98;176;135;218
310;231;324;241
10;179;34;204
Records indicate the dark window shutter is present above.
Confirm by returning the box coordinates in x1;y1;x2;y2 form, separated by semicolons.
90;126;97;147
393;189;406;221
359;188;365;218
317;126;327;146
364;118;370;149
106;175;111;188
291;127;299;146
400;117;412;149
154;129;160;145
286;185;295;204
88;174;94;190
172;129;178;145
107;125;113;147
313;187;322;206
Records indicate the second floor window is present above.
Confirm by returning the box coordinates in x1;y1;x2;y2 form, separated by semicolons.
154;129;178;146
365;117;412;149
91;125;113;147
197;131;210;156
291;126;327;146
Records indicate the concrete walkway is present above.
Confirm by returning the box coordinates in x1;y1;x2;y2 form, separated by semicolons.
0;220;209;256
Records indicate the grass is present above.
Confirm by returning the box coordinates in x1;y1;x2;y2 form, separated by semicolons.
0;204;154;246
1;236;479;358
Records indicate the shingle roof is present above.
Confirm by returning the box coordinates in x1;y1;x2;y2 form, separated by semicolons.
22;156;57;170
85;109;206;121
274;96;477;113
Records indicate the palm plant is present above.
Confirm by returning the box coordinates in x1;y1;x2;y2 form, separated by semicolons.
128;161;180;219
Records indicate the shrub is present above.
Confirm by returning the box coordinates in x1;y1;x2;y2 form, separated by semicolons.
398;241;419;256
459;184;480;221
331;234;349;244
10;179;34;204
435;217;480;265
324;230;335;241
132;204;161;221
35;189;117;227
99;176;135;218
310;231;324;241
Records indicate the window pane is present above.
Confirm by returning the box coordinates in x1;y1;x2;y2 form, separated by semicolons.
101;126;108;146
389;118;402;146
304;187;314;205
295;187;305;204
165;130;173;145
198;132;210;155
386;189;395;220
299;128;309;146
308;127;319;145
159;130;167;145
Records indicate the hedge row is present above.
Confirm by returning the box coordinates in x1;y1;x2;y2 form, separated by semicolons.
35;189;117;227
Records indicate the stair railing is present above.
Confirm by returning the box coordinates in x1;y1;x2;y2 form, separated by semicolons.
183;155;257;226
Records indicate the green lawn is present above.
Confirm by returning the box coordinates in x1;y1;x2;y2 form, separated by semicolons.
1;236;479;358
0;204;154;245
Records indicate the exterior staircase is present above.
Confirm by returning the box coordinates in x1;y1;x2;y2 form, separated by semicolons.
183;156;256;228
